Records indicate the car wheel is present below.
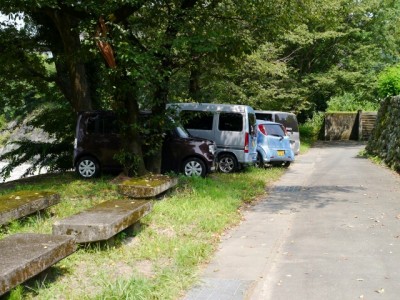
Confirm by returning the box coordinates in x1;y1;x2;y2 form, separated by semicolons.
283;161;291;168
183;157;206;177
76;156;100;178
255;152;263;168
218;154;237;173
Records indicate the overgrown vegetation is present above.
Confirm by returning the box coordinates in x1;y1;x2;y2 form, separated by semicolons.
326;92;380;112
0;167;284;299
299;112;325;152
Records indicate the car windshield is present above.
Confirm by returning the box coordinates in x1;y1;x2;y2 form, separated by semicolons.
175;125;190;138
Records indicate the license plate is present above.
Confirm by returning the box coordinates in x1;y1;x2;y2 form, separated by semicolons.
277;150;285;156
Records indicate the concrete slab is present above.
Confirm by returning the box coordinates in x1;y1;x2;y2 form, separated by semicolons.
0;191;60;225
52;199;152;243
0;233;76;296
117;174;178;198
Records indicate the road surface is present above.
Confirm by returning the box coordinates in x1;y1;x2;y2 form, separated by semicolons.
185;141;400;300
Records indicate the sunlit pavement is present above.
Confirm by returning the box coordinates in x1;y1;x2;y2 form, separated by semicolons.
185;141;400;300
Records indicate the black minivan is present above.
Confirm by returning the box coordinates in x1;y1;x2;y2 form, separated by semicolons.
73;111;216;178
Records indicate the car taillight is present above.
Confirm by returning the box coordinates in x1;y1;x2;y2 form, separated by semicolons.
244;132;249;153
258;124;267;136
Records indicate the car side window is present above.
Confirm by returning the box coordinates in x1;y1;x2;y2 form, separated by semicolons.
86;115;119;135
275;113;299;131
181;111;213;130
102;116;120;135
219;113;243;132
86;116;99;134
255;113;273;121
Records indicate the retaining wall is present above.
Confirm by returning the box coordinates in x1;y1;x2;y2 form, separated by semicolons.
366;97;400;171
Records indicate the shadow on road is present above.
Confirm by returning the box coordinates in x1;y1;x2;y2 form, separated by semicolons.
254;184;366;213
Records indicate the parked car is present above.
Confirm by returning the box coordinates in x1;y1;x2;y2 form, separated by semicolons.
168;103;257;173
255;110;300;155
255;120;294;167
74;111;216;178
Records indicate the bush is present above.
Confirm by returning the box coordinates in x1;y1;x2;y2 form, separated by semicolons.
326;92;379;112
377;65;400;98
299;111;324;142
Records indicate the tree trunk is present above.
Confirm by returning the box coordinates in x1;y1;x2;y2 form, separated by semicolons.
47;10;92;113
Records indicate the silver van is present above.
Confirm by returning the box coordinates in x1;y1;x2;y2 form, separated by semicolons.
255;110;300;155
168;103;258;173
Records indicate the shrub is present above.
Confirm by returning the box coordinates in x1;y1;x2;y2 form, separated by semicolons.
327;92;379;112
377;65;400;98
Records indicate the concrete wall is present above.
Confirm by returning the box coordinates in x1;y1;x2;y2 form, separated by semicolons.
324;112;359;141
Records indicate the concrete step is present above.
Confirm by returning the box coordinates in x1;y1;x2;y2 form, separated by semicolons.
0;191;60;225
0;233;76;296
52;199;152;243
117;174;178;198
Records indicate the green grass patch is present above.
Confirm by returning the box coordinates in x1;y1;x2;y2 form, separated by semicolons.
0;167;284;300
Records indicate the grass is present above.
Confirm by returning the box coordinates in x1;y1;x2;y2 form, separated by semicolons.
0;167;284;300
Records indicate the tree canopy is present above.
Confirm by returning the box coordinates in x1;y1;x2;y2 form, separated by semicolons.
1;0;400;177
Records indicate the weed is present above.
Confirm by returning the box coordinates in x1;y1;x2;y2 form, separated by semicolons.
1;167;283;299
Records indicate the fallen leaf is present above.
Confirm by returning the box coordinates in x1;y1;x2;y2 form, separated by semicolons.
375;288;385;294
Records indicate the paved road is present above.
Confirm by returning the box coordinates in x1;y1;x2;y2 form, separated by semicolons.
184;141;400;300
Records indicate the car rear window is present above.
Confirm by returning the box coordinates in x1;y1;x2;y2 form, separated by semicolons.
263;124;285;136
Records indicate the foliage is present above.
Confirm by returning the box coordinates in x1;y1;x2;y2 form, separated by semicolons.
0;167;284;299
366;96;400;172
326;92;380;112
299;111;325;151
377;64;400;98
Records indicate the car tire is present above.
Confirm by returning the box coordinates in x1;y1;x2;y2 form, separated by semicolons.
218;154;237;173
283;161;291;168
183;157;207;177
76;156;100;178
255;152;263;168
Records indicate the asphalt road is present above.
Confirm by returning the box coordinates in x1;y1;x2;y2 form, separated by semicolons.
185;141;400;300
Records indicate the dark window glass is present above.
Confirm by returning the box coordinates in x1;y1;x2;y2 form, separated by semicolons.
86;114;119;135
102;116;119;134
275;113;299;132
264;124;285;136
255;113;273;121
181;111;213;130
248;113;256;136
219;113;243;132
86;116;99;134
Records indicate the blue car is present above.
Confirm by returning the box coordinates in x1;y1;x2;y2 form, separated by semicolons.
255;120;295;167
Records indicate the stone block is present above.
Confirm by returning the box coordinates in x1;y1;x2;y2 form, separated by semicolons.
117;174;178;198
52;199;152;243
0;233;76;296
0;191;60;225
